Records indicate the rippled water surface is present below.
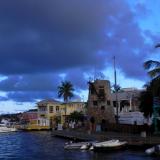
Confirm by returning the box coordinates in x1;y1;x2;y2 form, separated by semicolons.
0;131;159;160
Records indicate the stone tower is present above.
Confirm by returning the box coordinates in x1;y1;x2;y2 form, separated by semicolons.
87;79;115;124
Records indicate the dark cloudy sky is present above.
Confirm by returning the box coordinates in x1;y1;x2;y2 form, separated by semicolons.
0;0;160;113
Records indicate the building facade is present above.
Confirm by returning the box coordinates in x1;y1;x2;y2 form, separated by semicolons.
64;102;86;115
37;99;61;129
87;79;115;125
37;99;86;128
111;88;142;114
20;109;40;130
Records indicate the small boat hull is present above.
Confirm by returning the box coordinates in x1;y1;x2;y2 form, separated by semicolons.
145;145;160;156
0;126;17;133
94;144;127;152
64;142;90;150
93;140;127;152
64;139;127;152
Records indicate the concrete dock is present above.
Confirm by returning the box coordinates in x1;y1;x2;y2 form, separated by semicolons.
52;130;160;148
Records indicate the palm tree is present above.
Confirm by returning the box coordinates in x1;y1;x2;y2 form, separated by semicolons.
112;84;121;93
139;88;153;118
144;44;160;79
144;44;160;96
58;81;74;123
144;60;160;79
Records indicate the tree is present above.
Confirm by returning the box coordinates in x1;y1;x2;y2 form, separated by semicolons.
68;111;84;122
58;81;74;102
148;78;160;97
144;44;160;96
58;81;74;122
112;84;121;93
144;60;160;79
140;44;160;120
139;75;160;118
144;43;160;81
139;89;153;118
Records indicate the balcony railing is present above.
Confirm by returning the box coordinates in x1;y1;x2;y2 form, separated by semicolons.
38;110;48;114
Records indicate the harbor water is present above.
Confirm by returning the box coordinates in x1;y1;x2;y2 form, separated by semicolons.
0;131;159;160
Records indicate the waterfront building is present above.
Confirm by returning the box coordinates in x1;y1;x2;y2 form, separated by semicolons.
111;88;142;114
20;109;40;130
37;99;86;129
62;101;86;123
37;99;61;129
87;79;116;129
111;88;148;125
118;111;145;125
63;101;86;115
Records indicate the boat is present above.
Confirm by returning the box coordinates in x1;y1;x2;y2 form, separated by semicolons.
64;139;127;151
0;126;17;133
64;141;91;150
0;123;17;133
92;139;127;152
145;145;160;156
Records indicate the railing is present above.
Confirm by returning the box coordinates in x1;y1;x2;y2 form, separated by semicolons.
38;110;48;114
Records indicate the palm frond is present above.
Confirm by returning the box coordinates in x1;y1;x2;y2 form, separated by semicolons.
148;67;160;78
144;60;160;70
143;83;150;89
155;43;160;48
57;81;74;102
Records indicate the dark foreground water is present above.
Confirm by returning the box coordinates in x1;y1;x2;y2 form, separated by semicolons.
0;131;158;160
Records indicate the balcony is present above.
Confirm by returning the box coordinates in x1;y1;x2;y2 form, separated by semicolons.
38;110;48;114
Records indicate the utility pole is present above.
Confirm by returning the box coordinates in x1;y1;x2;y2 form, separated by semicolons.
113;56;119;124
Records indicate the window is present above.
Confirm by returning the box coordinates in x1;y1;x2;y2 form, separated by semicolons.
39;106;47;112
56;106;59;112
107;100;111;105
49;106;53;113
99;88;104;93
93;101;98;106
101;106;105;110
98;86;105;100
113;101;117;107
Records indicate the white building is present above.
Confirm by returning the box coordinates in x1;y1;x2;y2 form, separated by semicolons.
111;88;148;125
111;88;143;114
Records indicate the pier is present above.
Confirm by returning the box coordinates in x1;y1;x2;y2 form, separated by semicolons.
52;130;160;148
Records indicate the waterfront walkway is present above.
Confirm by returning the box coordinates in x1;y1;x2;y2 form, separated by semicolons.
52;130;160;148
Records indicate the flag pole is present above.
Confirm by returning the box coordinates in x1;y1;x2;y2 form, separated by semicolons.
113;56;119;124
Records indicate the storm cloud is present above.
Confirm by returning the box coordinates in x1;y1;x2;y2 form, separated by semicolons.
0;0;158;102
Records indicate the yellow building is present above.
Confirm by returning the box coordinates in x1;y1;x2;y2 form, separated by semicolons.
63;102;85;115
37;99;62;129
37;99;86;128
61;102;86;123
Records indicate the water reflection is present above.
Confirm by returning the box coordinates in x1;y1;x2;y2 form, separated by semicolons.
0;132;159;160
